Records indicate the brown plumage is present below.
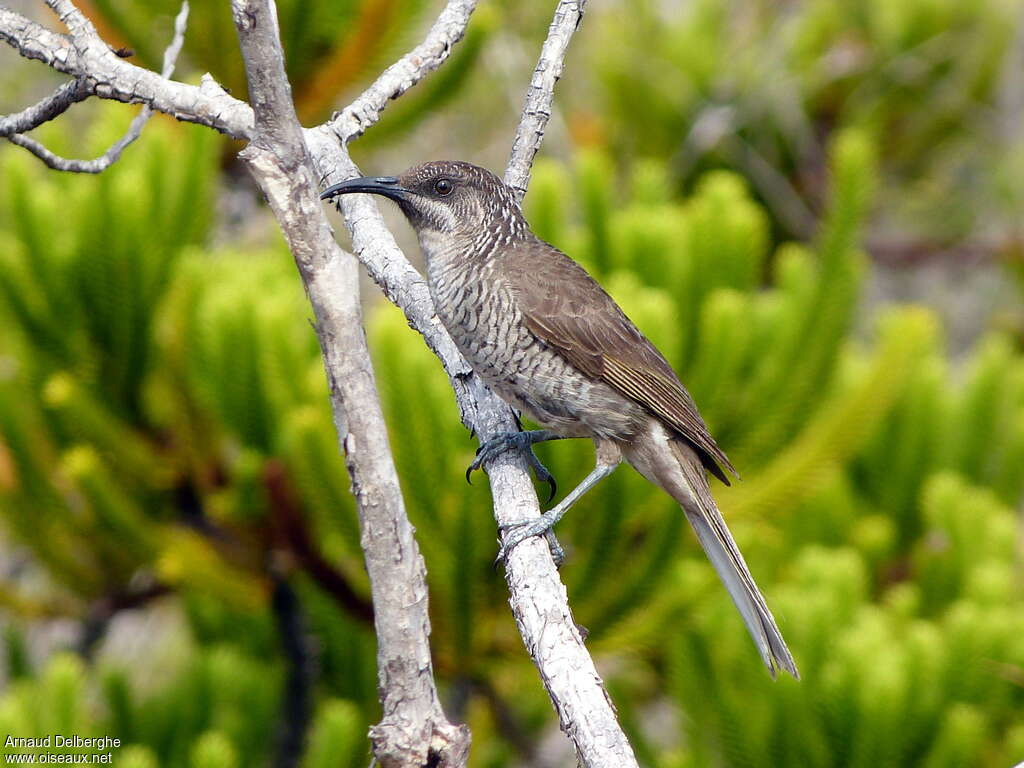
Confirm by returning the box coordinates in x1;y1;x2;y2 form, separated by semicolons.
321;161;798;679
508;238;736;485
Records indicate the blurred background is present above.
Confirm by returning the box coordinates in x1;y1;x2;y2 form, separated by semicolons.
1;0;1024;766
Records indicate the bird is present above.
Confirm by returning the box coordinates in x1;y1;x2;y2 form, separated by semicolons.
321;161;799;679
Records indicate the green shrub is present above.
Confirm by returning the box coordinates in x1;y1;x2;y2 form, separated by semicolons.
1;117;1021;766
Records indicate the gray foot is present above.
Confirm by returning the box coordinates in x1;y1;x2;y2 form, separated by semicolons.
494;459;618;567
466;431;558;503
496;509;566;565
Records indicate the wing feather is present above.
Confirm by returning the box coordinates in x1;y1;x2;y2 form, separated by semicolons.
504;239;736;483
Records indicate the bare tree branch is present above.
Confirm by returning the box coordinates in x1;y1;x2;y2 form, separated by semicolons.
0;5;253;138
7;0;188;173
230;1;469;765
499;3;637;765
5;2;190;173
325;0;478;144
312;0;637;762
504;0;587;199
312;140;638;768
0;7;79;70
2;0;636;763
0;77;92;136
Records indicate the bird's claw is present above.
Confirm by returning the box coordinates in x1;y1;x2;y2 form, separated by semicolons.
494;514;564;567
531;459;557;504
466;432;557;502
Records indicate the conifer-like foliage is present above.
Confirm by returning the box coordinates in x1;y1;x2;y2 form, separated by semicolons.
586;0;1023;247
0;107;1022;766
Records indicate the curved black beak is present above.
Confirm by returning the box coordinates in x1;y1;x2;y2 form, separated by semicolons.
320;175;408;202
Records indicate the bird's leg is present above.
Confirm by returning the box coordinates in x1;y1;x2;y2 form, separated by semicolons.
496;459;619;565
466;428;564;503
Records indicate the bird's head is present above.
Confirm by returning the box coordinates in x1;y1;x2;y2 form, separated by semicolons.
320;161;528;245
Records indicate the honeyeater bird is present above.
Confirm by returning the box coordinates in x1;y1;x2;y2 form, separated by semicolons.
321;161;798;678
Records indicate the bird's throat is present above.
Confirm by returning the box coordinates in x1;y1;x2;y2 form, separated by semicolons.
419;229;479;298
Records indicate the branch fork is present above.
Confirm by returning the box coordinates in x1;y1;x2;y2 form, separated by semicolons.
0;0;635;764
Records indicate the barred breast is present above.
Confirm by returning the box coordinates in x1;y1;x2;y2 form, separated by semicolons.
426;254;645;441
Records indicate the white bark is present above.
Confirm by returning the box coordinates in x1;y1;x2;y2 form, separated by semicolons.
505;0;587;199
0;1;637;765
230;1;469;764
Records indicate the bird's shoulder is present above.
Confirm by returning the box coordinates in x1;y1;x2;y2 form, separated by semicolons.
499;239;645;367
497;238;736;483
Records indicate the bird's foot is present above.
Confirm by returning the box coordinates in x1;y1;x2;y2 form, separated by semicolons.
466;431;558;503
495;509;566;566
528;456;557;503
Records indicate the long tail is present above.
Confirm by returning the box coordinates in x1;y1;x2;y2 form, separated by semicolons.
645;436;799;678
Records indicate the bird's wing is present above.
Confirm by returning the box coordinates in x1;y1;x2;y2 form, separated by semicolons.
504;239;736;484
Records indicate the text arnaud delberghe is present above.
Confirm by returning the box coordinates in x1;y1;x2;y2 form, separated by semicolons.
5;735;121;749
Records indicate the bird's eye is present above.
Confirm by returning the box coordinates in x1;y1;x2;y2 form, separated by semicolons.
434;178;453;196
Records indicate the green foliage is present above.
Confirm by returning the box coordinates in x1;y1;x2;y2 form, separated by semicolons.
1;116;1022;768
666;472;1024;768
584;0;1020;243
0;113;374;766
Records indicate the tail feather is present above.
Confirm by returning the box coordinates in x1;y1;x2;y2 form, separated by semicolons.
671;440;799;679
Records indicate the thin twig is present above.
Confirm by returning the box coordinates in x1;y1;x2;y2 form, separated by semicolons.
157;2;189;78
0;77;92;135
504;0;587;199
326;0;478;144
6;1;190;174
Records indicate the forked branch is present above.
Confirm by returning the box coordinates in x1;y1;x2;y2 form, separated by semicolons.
0;0;634;764
3;2;189;172
231;1;470;764
314;0;635;764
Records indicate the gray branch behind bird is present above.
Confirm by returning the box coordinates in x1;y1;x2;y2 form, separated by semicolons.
321;161;799;679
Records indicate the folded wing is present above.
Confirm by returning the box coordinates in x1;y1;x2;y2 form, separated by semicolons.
505;239;736;484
